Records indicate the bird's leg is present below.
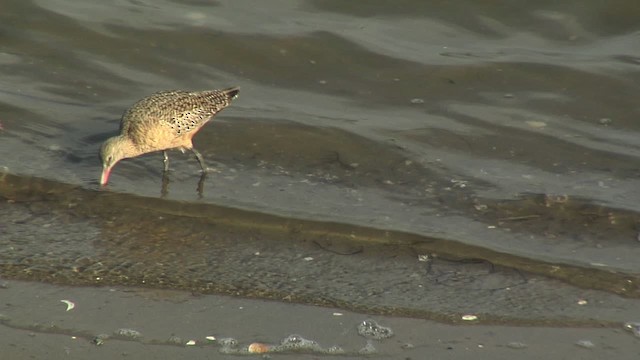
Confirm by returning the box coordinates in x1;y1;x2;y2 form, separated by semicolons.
161;170;170;198
191;148;208;173
196;171;207;199
163;151;170;172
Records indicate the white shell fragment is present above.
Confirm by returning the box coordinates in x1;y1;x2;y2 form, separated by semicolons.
623;322;640;337
186;340;196;346
461;314;478;321
205;336;216;341
60;300;75;311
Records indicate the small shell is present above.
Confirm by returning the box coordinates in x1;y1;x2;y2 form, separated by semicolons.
186;340;196;346
461;314;478;321
60;300;75;311
248;342;270;353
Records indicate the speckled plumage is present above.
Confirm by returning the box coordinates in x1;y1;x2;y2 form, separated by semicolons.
99;87;239;185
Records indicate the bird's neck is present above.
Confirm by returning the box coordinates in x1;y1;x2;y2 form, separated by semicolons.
113;135;144;159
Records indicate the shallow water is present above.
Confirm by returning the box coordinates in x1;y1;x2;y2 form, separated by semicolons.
1;0;640;322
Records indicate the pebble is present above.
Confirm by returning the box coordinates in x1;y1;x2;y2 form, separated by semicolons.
248;342;270;353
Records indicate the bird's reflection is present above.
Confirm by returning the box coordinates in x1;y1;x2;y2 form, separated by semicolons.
160;171;170;198
196;172;207;198
160;171;207;198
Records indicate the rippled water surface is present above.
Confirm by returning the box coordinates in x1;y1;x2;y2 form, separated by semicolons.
1;0;640;321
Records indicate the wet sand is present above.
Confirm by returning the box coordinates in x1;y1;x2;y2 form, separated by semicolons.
2;172;639;325
2;171;640;359
1;280;639;360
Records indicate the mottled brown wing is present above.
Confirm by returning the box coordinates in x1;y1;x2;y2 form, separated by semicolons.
119;90;188;135
162;90;234;136
120;89;237;144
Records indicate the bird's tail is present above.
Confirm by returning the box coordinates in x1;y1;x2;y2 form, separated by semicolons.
224;87;240;100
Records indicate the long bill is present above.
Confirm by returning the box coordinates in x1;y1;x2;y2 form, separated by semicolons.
100;166;111;186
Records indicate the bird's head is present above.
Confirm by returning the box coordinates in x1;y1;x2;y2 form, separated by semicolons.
99;136;129;186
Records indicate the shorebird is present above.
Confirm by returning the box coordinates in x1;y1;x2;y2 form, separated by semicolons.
99;87;239;185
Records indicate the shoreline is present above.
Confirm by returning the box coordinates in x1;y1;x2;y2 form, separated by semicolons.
1;280;638;359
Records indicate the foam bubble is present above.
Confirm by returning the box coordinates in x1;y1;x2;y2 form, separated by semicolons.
217;337;240;354
274;334;322;352
217;337;238;348
359;340;377;354
357;319;394;339
113;328;142;340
